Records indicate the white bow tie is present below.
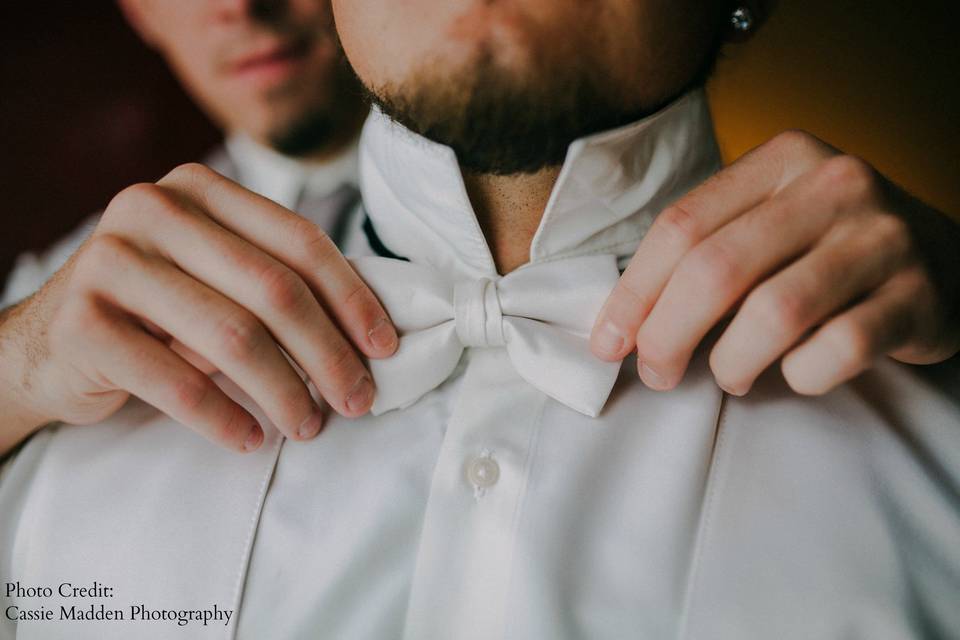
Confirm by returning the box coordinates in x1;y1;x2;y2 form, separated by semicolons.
351;254;623;417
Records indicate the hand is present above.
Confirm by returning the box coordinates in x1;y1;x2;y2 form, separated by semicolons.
590;130;960;395
0;163;397;455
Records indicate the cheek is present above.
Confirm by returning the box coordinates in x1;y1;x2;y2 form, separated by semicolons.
157;36;240;126
164;41;221;98
598;1;723;97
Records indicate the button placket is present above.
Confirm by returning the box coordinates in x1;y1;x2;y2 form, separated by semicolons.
401;348;546;640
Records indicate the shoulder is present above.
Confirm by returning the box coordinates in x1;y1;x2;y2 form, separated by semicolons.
0;146;232;309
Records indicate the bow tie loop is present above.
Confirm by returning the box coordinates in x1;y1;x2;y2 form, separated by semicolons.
454;278;505;348
351;254;623;417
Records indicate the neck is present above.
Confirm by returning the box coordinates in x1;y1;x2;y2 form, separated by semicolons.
463;166;561;273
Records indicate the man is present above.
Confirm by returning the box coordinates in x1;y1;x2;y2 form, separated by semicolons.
0;0;403;456
1;1;959;640
2;1;958;459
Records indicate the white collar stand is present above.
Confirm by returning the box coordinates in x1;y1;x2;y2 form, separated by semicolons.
225;132;359;210
359;88;720;278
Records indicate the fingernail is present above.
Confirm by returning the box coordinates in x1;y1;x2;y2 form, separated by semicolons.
593;322;625;357
368;317;397;352
639;362;668;390
298;409;325;440
718;380;748;397
243;424;264;452
346;376;373;414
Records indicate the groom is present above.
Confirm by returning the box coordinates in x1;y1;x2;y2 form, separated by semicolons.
2;1;959;639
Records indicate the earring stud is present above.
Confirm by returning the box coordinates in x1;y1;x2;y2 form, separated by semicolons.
730;6;755;32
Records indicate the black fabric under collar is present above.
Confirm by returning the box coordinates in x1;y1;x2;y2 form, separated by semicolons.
362;212;408;261
361;208;627;274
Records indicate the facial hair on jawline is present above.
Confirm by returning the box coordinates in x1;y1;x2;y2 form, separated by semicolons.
364;34;725;176
265;48;364;158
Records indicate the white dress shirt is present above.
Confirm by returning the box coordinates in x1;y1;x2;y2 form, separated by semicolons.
2;90;959;640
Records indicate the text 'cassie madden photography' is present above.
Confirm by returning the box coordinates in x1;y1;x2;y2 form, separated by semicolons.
4;581;233;628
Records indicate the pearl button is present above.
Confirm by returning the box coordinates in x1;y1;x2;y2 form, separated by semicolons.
466;453;500;490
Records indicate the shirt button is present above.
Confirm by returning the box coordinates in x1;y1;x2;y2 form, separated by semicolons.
466;453;500;490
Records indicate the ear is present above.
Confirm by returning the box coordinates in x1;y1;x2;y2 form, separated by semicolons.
724;0;776;43
117;0;161;49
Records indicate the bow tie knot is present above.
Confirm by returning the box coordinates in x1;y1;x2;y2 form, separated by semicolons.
351;254;623;417
454;278;505;348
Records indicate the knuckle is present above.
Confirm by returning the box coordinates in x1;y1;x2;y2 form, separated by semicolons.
609;278;654;316
817;155;879;202
215;310;267;361
102;183;161;225
872;212;909;239
824;319;873;370
171;371;214;413
653;204;702;248
679;241;742;295
78;233;138;277
105;182;192;229
259;262;310;313
161;162;216;188
744;285;809;337
293;219;338;265
770;129;818;155
870;213;912;255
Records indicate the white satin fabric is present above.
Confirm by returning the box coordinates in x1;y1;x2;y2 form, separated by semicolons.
2;90;959;640
353;254;621;417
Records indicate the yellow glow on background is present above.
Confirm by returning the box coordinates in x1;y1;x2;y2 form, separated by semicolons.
708;0;959;219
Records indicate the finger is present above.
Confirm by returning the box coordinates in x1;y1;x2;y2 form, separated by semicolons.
780;267;923;395
140;318;219;375
170;340;218;375
110;189;374;416
155;165;398;358
81;234;325;441
632;163;851;390
591;131;832;360
709;214;912;394
78;299;263;453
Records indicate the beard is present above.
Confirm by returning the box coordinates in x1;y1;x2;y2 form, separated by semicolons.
365;40;722;176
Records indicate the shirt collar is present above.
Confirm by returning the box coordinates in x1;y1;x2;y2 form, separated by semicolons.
225;133;359;211
359;88;721;279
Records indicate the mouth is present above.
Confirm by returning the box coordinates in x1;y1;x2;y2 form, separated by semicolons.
227;35;313;88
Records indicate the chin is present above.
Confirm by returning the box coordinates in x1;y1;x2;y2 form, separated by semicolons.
446;6;538;58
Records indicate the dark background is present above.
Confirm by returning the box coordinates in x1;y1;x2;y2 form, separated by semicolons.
1;1;958;286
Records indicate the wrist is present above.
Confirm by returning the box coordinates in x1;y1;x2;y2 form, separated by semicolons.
0;379;50;456
0;309;55;452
